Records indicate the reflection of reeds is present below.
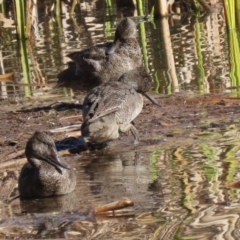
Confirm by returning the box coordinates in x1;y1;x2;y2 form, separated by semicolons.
0;0;231;97
14;0;44;97
194;19;206;93
70;0;78;16
225;145;239;201
26;0;35;39
0;50;7;99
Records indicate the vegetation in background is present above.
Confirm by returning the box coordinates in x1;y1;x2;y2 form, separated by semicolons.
222;0;240;88
0;0;238;95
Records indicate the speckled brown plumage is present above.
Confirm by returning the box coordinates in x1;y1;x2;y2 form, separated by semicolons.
81;67;153;144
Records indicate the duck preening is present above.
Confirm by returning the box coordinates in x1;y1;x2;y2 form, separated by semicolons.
53;18;142;92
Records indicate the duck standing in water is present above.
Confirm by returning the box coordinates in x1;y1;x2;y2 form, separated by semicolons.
81;67;159;145
18;131;76;199
54;18;142;91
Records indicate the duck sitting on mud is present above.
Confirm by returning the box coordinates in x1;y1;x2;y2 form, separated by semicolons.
54;17;142;92
18;131;76;199
81;67;159;145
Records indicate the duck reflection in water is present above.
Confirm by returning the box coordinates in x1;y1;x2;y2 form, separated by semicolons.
54;17;142;92
85;150;164;212
81;67;160;146
18;131;76;199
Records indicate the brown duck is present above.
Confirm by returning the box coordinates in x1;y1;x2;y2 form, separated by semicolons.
18;131;76;199
54;18;142;91
81;67;159;144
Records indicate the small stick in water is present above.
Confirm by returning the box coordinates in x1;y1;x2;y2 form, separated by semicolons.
94;197;134;214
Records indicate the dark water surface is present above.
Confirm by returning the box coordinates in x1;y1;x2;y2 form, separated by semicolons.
1;0;240;239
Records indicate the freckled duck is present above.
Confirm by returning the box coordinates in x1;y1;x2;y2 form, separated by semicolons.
18;131;76;199
53;17;142;91
81;67;159;145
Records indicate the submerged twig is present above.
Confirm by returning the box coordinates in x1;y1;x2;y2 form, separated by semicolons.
0;73;15;82
1;149;25;162
49;125;81;133
94;197;134;214
0;157;26;168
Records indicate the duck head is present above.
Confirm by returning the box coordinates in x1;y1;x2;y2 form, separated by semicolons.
118;67;161;107
114;17;137;41
25;131;71;172
108;17;137;54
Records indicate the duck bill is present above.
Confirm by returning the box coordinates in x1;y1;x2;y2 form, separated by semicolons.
143;92;161;107
45;148;71;170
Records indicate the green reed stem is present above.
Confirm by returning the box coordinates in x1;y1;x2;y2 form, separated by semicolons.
223;0;236;29
105;0;114;17
1;1;6;14
153;71;160;93
15;0;26;39
139;22;150;72
55;0;60;16
191;0;200;11
137;0;150;72
20;40;32;97
136;0;144;16
105;0;115;40
235;0;240;30
105;0;112;8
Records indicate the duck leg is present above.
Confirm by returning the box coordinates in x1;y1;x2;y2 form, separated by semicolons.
130;124;139;144
120;123;139;144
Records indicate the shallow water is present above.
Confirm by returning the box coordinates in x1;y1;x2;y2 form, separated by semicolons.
1;0;240;239
3;134;240;239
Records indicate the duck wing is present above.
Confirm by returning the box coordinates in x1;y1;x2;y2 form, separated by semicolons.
67;43;113;73
83;82;135;123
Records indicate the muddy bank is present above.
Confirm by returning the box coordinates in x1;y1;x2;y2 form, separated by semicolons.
1;92;239;165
